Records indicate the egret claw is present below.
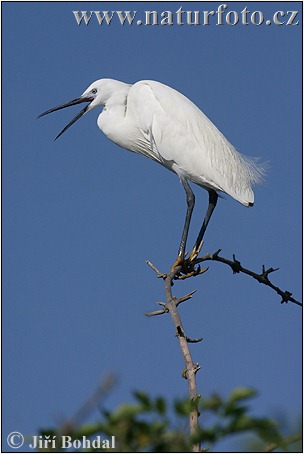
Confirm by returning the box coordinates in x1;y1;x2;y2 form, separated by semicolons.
176;266;208;280
171;245;208;279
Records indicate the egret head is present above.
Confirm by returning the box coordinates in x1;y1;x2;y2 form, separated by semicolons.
37;80;104;141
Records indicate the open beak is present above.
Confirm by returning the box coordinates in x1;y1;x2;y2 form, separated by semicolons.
38;96;94;141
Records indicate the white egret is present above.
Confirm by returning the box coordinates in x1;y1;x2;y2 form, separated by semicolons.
38;79;263;269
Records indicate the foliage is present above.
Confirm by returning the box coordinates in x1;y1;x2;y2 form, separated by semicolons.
38;387;302;452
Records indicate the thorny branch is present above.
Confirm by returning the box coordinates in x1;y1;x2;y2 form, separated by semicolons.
146;261;202;452
190;249;301;306
146;248;301;452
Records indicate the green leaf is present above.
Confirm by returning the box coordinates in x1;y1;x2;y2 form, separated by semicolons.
174;398;194;416
154;397;167;415
201;393;222;412
227;387;257;404
133;391;151;409
109;403;143;421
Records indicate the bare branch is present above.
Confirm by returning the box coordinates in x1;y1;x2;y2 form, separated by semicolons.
146;248;300;452
184;251;302;307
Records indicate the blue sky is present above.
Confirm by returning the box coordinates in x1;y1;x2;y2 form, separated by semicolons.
2;1;302;451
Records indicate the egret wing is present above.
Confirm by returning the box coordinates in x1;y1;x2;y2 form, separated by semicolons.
128;81;262;206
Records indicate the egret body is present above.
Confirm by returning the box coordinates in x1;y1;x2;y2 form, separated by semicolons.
38;79;263;267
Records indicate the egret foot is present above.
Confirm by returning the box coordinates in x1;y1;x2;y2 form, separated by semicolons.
171;255;187;273
176;264;208;280
171;248;208;280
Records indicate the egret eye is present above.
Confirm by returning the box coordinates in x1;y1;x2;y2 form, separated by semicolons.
91;88;97;94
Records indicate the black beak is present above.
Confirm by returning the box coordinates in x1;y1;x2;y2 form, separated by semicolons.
38;96;94;141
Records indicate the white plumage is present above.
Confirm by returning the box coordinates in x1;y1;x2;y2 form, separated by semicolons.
84;79;263;206
38;78;264;265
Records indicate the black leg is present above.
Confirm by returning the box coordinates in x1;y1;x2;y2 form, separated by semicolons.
193;190;218;253
178;177;195;259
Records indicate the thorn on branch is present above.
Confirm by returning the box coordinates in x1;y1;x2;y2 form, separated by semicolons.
175;326;202;343
194;363;201;374
146;260;167;279
175;320;202;343
280;290;292;304
231;254;241;273
176;290;197;306
212;248;222;258
186;336;203;343
261;264;279;280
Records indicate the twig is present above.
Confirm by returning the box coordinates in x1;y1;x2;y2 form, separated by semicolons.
145;289;197;317
176;290;197;306
145;308;167;317
189;250;301;307
146;260;167;279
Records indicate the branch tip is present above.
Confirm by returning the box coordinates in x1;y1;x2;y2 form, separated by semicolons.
145;308;167;317
146;260;167;279
176;290;197;306
213;248;222;258
261;265;279;278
